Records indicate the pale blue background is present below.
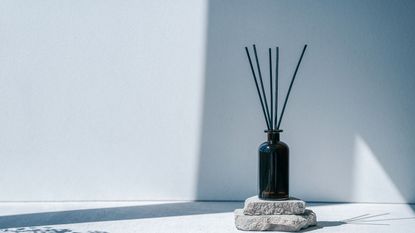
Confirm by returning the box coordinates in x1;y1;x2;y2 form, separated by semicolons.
0;0;414;203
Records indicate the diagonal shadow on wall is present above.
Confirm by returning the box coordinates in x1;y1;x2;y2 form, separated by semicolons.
196;0;415;203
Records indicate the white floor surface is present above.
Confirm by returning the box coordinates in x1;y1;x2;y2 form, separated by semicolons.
0;201;414;233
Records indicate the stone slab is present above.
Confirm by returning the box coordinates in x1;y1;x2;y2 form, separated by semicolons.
243;196;305;215
234;209;317;232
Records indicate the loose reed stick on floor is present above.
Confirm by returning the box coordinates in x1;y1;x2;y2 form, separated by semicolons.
245;47;271;130
253;45;271;127
277;44;307;129
269;48;273;130
274;47;279;130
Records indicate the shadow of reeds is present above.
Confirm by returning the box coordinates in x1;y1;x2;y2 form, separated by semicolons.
301;212;415;232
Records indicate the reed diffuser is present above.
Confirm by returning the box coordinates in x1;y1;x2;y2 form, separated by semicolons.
245;44;307;200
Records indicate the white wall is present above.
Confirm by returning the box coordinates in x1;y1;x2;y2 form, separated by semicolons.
1;0;414;203
0;0;207;201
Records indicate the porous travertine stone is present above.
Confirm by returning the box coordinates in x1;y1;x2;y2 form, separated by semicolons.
234;209;317;232
243;196;305;215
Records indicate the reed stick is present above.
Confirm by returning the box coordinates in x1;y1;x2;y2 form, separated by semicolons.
277;44;307;129
245;47;271;130
269;48;273;130
274;47;279;130
253;45;271;127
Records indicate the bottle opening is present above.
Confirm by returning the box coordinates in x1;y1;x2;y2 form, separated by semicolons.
264;129;282;143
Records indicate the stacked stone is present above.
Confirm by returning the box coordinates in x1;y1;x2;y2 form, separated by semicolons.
234;196;317;232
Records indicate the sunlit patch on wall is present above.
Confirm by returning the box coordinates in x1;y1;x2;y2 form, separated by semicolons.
353;135;406;203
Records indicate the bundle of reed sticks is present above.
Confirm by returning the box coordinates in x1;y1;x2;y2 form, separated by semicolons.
245;44;307;131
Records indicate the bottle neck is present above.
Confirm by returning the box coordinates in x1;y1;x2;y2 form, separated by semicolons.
266;130;282;144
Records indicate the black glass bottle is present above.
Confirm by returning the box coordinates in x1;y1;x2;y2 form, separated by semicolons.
258;130;289;200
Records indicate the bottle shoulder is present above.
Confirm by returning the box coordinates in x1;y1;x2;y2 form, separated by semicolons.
259;141;289;151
